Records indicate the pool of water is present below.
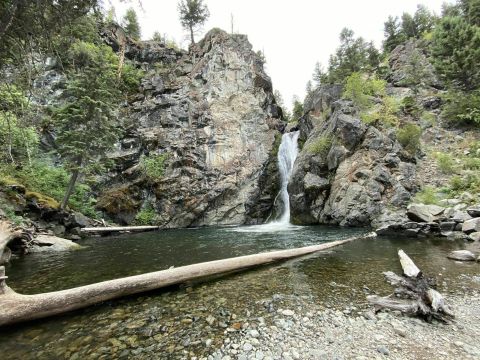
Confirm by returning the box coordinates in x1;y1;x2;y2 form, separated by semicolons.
0;225;478;359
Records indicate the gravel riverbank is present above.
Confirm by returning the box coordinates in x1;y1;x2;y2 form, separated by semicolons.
205;283;480;360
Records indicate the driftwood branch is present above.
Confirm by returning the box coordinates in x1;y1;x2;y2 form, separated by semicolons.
81;225;161;233
0;227;376;327
368;249;454;323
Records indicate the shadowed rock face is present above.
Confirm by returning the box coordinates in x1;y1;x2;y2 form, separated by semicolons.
289;87;420;227
100;29;283;227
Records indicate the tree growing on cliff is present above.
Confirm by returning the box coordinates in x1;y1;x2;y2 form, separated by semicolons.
122;8;141;40
312;62;328;87
54;41;122;209
178;0;210;45
326;28;380;84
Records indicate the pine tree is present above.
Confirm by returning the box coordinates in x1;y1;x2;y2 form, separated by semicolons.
383;16;404;52
54;41;122;209
327;28;380;83
178;0;210;45
122;8;141;40
312;62;328;86
431;10;480;90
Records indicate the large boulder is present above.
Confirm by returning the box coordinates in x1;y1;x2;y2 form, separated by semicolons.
462;218;480;234
406;204;445;223
467;207;480;218
30;235;83;252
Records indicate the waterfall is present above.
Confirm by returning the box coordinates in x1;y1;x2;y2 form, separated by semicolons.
233;130;300;233
276;130;300;224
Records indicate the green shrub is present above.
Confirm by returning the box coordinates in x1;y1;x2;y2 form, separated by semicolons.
134;205;157;225
436;152;455;174
0;160;98;217
140;153;169;181
343;73;386;109
397;123;422;154
307;135;333;156
120;62;145;96
401;96;421;117
464;157;480;170
442;90;480;127
449;174;480;194
361;96;399;127
414;186;440;205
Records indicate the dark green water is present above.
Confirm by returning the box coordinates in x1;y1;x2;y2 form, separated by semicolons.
0;225;478;359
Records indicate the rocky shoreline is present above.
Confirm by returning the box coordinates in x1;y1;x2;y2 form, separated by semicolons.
376;202;480;244
206;285;480;360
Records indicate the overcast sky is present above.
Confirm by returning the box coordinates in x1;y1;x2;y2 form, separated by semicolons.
110;0;452;110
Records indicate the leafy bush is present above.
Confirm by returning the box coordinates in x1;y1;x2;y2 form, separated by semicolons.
361;96;399;127
449;174;480;194
134;205;157;225
343;73;399;127
140;153;169;181
307;135;333;156
0;161;98;217
401;96;421;117
343;73;386;109
414;186;440;205
436;153;455;174
397;123;422;154
120;62;145;95
442;90;480;127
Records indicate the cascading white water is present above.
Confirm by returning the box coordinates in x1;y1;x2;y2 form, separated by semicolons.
276;130;300;224
233;130;300;233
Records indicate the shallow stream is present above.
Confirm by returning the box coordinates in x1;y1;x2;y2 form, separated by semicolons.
0;226;479;359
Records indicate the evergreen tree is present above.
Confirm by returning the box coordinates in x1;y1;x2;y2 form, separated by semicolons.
178;0;210;45
122;8;141;40
305;80;313;95
291;96;304;122
152;31;163;42
383;16;404;52
327;28;380;83
54;41;122;209
312;62;328;86
431;9;480;90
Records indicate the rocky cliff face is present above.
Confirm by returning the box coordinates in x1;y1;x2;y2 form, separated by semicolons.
289;86;420;227
99;29;283;227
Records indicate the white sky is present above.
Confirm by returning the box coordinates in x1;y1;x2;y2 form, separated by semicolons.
110;0;452;110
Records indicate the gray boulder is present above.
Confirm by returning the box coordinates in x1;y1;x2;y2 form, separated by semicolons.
447;250;476;262
467;232;480;242
406;204;445;223
452;210;472;223
30;235;83;253
462;218;480;234
467;207;480;218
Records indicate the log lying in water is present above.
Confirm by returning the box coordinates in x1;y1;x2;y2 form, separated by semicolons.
81;225;161;233
0;227;376;327
367;249;454;323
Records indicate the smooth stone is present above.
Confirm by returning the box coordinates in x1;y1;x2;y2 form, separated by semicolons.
447;250;476;261
281;310;295;316
462;218;480;234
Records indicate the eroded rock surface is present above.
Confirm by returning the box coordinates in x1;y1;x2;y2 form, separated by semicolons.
289;88;419;227
99;29;282;227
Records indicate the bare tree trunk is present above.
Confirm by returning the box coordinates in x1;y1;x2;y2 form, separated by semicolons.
60;157;82;209
0;227;376;327
189;25;195;45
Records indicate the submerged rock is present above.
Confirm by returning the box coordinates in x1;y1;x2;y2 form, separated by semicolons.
447;250;476;262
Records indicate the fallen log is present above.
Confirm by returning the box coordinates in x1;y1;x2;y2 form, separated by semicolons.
368;249;454;323
81;225;161;233
0;229;376;327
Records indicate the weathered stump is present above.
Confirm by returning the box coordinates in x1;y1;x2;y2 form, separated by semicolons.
367;250;454;323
